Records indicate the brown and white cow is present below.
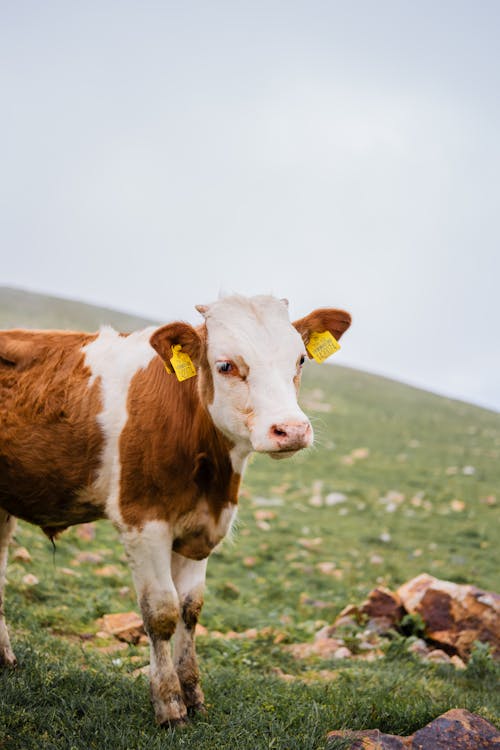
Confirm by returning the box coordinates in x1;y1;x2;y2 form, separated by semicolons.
0;294;351;725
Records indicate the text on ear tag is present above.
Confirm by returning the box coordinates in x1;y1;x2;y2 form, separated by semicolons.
306;330;340;362
170;345;197;382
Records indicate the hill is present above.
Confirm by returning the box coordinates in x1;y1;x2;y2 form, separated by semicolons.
0;286;155;331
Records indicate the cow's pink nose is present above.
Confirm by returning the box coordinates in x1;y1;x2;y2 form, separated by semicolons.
268;421;312;451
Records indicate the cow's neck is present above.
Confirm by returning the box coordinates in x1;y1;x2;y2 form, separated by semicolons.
179;370;250;506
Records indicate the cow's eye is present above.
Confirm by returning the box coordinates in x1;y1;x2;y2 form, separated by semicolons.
216;360;233;374
299;354;306;367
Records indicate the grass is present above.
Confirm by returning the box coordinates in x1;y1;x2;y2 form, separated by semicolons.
1;290;499;748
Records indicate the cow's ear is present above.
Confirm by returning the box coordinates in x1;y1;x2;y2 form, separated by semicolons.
293;308;352;357
150;322;204;366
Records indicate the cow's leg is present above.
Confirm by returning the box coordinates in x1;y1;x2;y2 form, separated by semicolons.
121;521;187;726
171;553;207;715
0;509;17;668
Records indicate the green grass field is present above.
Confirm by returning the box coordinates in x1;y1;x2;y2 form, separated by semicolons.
1;289;499;749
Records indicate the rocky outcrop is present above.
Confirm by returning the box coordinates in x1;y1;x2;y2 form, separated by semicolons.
327;708;500;749
397;574;500;659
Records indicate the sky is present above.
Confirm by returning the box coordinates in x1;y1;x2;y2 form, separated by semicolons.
1;1;499;411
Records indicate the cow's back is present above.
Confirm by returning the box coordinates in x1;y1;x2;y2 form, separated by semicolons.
0;329;105;531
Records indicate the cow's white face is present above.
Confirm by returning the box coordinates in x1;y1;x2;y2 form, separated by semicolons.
149;294;351;462
201;295;312;457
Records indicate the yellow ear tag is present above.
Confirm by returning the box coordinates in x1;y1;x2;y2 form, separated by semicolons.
170;345;196;382
306;330;341;363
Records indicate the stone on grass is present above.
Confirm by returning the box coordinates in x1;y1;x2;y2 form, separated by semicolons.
22;573;39;585
425;648;452;664
75;523;96;541
100;612;145;644
71;551;104;565
397;573;500;659
327;708;500;749
360;587;405;628
12;547;32;563
408;638;429;657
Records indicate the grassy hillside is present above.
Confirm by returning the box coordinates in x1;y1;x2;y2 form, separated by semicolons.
1;289;499;749
0;286;155;331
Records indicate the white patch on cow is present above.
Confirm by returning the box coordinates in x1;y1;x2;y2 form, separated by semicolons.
171;552;208;598
201;295;313;455
217;503;238;542
229;445;249;474
82;326;157;526
121;519;176;597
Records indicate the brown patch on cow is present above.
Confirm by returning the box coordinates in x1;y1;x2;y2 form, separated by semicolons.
0;330;106;531
293;308;352;356
182;594;204;631
293;370;302;393
141;592;179;641
119;356;239;536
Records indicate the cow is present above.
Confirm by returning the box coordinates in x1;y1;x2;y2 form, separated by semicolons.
0;294;351;726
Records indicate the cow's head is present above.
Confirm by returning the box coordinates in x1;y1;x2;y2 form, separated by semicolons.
150;295;351;460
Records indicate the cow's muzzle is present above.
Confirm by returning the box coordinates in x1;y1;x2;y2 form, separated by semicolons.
264;420;313;458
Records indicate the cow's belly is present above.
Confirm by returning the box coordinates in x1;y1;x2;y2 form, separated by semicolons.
0;423;106;533
173;502;237;560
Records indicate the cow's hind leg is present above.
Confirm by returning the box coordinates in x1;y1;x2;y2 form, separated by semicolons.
0;509;17;668
171;553;207;715
121;521;187;727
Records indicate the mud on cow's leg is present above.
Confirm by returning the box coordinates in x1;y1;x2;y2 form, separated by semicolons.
0;509;17;668
171;553;207;715
122;521;187;726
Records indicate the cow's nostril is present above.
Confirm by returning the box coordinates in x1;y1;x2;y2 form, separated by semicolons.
272;426;287;438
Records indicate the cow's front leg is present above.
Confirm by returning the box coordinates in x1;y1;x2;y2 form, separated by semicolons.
0;510;17;668
122;521;187;726
171;553;207;715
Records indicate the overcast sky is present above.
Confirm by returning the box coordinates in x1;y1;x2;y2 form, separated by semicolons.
1;1;499;411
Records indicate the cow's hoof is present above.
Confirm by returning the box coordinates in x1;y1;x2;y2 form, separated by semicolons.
187;702;207;717
153;692;188;728
182;682;206;715
0;649;17;669
162;715;189;729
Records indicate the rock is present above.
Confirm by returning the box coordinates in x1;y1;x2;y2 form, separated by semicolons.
22;574;39;585
270;666;295;682
12;547;32;563
75;523;96;541
286;638;344;660
451;654;466;670
333;646;352;659
360;587;405;626
325;492;347;506
71;551;104;565
94;565;123;577
96;641;129;655
100;612;145;644
408;638;429;657
316;562;337;575
426;648;452;664
254;509;276;521
298;537;323;549
365;616;395;635
397;573;500;659
327;708;500;748
314;625;338;641
59;567;80;577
